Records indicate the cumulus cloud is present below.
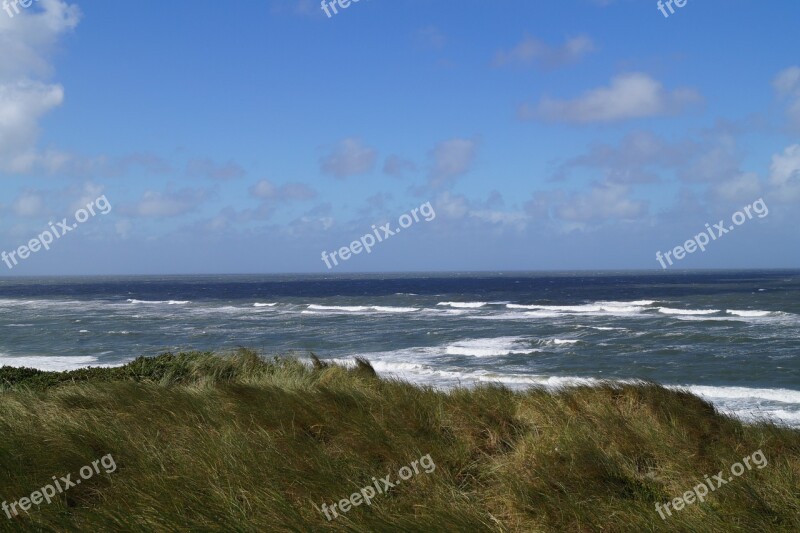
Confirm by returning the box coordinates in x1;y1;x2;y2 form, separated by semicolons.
769;144;800;200
383;155;417;178
427;138;478;189
711;172;762;203
555;131;678;184
186;158;246;181
11;191;45;217
320;138;377;179
431;191;526;231
125;188;209;218
773;66;800;130
494;35;595;68
555;125;743;185
0;0;81;174
554;182;646;223
248;179;316;201
520;73;701;123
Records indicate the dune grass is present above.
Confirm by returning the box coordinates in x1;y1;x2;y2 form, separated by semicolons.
0;349;798;532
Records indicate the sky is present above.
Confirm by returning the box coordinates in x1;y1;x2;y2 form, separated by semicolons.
0;0;798;275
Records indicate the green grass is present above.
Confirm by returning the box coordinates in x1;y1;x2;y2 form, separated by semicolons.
0;350;798;532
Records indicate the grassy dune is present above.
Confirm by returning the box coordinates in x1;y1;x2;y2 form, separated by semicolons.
0;350;798;532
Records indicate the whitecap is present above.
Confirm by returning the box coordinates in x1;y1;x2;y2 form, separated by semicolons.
437;302;487;309
0;355;110;372
727;310;772;317
444;337;536;357
658;307;720;315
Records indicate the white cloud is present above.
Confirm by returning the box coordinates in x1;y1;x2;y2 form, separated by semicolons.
712;172;762;202
127;188;209;218
427;138;478;189
0;0;81;174
68;181;106;213
494;35;595;68
320;138;377;179
555;183;646;223
769;144;800;200
249;179;316;201
521;73;700;123
186;158;246;180
383;155;417;178
11;191;45;217
773;66;800;130
434;191;469;219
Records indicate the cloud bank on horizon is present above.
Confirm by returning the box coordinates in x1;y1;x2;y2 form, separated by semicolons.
0;0;798;274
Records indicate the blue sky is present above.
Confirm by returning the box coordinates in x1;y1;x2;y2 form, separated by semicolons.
0;0;798;274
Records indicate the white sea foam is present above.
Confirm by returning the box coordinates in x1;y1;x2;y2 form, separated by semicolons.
727;310;772;317
305;304;419;314
437;302;487;308
680;385;800;404
126;299;190;305
658;307;720;315
0;355;112;372
373;363;800;428
672;385;800;428
470;310;561;320
444;337;536;357
506;300;652;316
551;339;579;345
307;305;370;312
253;303;277;307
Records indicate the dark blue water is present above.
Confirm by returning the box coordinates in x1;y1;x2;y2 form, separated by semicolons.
1;271;798;426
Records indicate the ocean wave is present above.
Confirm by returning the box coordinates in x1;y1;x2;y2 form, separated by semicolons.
681;385;800;404
364;360;800;428
126;299;190;305
371;306;419;313
727;310;772;317
550;339;579;345
437;302;487;308
0;355;111;372
305;304;419;314
469;310;562;320
307;305;370;312
253;303;277;307
674;385;800;428
444;337;536;357
506;300;651;316
658;307;720;315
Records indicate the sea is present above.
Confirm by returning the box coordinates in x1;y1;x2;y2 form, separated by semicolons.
1;271;798;427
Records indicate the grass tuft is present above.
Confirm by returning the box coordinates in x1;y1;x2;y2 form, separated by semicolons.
0;350;798;532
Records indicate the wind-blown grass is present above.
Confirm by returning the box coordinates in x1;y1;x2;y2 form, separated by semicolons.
0;349;798;532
